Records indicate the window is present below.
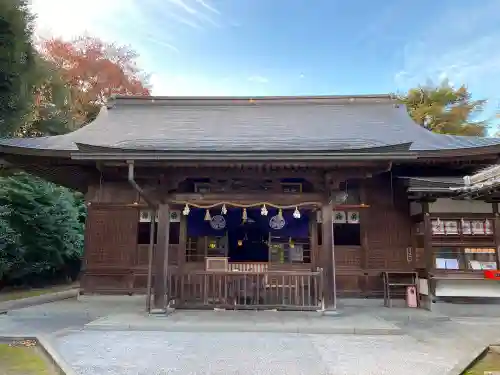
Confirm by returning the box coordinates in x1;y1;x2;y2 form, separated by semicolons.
269;237;311;264
433;247;498;270
137;222;158;245
334;223;361;246
186;237;202;262
433;247;461;269
464;248;497;270
136;222;180;245
169;223;180;245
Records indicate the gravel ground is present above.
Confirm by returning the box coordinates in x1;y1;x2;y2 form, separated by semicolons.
52;330;467;375
1;296;499;375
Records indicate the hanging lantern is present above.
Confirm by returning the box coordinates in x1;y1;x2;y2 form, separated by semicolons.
242;208;248;222
289;237;295;248
237;239;243;247
293;206;301;219
261;204;268;216
204;209;211;221
182;204;190;216
221;204;227;215
278;208;283;219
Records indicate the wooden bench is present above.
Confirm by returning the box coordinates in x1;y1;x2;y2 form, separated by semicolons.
382;271;418;308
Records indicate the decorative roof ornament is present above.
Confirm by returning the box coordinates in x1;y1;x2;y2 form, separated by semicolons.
293;207;301;219
182;204;190;216
204;209;211;221
261;204;268;216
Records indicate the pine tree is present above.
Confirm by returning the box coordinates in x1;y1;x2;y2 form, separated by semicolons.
399;82;488;136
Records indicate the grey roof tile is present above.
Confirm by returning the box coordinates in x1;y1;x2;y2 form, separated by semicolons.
1;95;500;154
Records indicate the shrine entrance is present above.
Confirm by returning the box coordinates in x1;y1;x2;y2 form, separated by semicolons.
168;204;323;310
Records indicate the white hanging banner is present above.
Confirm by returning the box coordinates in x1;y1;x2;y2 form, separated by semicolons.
333;211;347;223
169;210;181;223
347;211;360;224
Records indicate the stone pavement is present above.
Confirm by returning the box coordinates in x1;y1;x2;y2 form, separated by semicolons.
1;295;500;375
85;309;401;335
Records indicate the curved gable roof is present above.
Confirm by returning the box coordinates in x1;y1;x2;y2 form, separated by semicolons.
1;94;499;158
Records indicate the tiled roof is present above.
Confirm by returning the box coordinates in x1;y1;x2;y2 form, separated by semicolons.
1;95;500;155
453;164;500;195
400;177;465;193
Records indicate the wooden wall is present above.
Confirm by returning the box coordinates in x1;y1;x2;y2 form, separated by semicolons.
336;175;412;297
81;175;413;297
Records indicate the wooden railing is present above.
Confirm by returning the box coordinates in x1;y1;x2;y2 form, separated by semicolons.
228;262;269;272
167;269;324;311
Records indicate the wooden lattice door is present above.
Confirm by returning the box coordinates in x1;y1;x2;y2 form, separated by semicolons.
84;205;139;268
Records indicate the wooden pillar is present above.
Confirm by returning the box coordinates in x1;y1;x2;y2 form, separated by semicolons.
310;214;318;268
178;214;187;271
153;204;170;310
359;181;369;296
492;202;500;267
321;201;335;308
422;201;433;270
421;200;435;310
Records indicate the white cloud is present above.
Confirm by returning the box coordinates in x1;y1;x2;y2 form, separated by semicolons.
29;0;227;94
247;75;269;84
394;1;500;106
30;0;128;39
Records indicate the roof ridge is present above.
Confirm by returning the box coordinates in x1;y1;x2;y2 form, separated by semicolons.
107;94;396;107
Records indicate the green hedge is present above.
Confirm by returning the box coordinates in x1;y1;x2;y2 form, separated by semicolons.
0;172;85;287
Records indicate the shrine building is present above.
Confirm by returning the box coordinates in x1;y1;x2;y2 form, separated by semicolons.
1;94;500;311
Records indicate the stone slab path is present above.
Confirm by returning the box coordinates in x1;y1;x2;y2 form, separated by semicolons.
85;309;401;335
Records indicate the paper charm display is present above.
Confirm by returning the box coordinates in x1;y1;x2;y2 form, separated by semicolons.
431;219;445;235
443;220;459;235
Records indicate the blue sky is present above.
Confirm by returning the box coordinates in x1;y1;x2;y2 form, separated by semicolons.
31;0;500;120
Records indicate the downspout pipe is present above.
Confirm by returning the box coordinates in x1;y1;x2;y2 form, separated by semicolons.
127;160;157;312
127;160;156;207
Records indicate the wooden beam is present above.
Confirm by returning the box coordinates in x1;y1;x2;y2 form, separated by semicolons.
168;192;323;206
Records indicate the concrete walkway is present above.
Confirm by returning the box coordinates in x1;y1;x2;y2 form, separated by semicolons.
85;309;401;335
1;295;499;375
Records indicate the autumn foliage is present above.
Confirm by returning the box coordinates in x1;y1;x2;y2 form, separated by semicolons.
38;36;151;124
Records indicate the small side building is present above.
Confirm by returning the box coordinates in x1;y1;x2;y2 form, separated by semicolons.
1;94;500;310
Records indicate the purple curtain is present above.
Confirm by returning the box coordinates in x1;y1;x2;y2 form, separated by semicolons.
187;208;310;237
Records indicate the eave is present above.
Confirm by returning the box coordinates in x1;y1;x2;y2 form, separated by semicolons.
69;150;418;161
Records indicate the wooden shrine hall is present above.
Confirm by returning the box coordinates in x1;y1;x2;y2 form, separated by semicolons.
1;94;500;312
